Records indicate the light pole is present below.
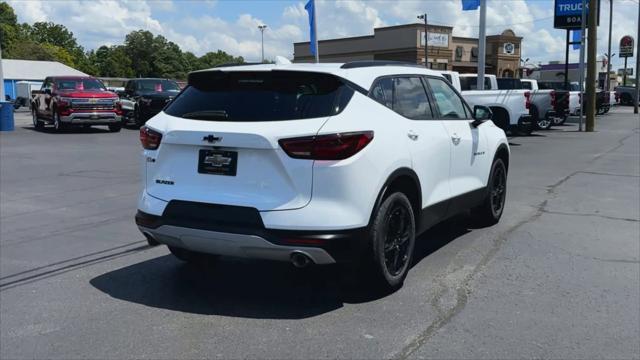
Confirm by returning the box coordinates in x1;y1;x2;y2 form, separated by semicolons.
417;13;428;68
606;0;613;90
258;24;267;63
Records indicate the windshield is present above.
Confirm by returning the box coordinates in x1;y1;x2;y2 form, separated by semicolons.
136;79;180;92
164;71;354;122
55;78;106;91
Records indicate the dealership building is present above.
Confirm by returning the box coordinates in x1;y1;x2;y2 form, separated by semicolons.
293;24;523;77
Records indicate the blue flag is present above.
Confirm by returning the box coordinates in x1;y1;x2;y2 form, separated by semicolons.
462;0;480;10
305;0;317;57
572;30;581;50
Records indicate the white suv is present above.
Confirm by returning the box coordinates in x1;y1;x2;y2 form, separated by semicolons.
136;61;510;290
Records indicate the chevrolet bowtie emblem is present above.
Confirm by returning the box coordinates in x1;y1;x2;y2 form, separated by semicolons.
203;134;222;143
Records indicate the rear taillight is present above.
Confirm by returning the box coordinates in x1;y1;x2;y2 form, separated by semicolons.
140;126;162;150
550;90;557;107
279;131;374;160
524;91;531;110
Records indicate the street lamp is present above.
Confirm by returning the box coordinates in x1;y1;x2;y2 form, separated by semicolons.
417;13;428;68
258;24;267;63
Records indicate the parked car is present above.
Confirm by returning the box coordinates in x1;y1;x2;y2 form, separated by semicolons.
135;61;510;290
439;71;532;135
615;86;638;106
119;78;181;126
30;76;122;132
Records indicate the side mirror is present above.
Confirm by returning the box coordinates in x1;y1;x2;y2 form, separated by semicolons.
116;90;126;98
471;105;492;127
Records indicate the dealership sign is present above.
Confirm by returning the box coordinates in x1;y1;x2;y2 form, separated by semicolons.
619;35;634;58
421;31;449;48
554;0;600;29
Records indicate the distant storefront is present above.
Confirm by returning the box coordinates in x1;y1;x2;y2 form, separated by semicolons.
293;24;523;78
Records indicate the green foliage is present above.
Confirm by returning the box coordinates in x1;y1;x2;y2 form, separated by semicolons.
1;1;245;80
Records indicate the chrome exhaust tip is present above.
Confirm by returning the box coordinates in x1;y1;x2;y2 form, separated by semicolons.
290;251;313;268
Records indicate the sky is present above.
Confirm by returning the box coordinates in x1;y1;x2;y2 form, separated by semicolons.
7;0;640;71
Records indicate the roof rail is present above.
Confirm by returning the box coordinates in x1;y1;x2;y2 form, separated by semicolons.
213;62;262;68
340;60;423;69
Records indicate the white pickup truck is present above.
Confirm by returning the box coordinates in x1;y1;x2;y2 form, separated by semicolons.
438;71;533;135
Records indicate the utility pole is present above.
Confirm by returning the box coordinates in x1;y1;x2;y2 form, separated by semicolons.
578;0;587;131
258;25;267;63
585;0;598;132
635;0;639;114
606;0;613;91
477;0;487;90
418;13;428;68
564;30;570;90
0;43;4;101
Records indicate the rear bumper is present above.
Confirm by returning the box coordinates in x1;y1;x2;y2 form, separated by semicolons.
135;205;367;264
60;112;121;125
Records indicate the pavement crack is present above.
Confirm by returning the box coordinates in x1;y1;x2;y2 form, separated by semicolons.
540;209;639;223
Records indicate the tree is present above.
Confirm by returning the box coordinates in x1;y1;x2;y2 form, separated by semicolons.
28;22;77;49
198;50;244;69
124;30;155;77
91;45;133;78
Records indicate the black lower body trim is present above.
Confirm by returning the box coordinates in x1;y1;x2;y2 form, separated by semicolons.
135;201;368;263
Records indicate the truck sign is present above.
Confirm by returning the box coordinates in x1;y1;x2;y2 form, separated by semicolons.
619;36;634;58
554;0;600;29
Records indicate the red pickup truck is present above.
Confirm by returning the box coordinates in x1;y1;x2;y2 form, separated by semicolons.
31;76;123;132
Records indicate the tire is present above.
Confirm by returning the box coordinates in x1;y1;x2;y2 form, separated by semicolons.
363;192;416;291
133;106;144;127
32;108;44;129
554;116;567;126
622;94;632;106
168;246;218;265
108;124;122;132
472;158;508;227
53;111;66;132
536;116;552;130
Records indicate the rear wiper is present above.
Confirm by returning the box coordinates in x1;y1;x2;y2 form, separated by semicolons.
181;110;230;120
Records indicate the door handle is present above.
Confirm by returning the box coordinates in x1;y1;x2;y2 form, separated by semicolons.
451;135;461;145
407;131;419;141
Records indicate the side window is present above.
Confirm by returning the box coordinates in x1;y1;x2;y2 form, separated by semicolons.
392;77;433;120
370;77;393;108
426;78;469;120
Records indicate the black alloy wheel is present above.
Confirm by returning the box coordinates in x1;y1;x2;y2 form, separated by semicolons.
472;158;508;226
365;192;416;291
383;204;413;277
489;161;507;219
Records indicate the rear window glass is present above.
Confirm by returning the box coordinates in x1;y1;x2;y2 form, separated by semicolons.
459;76;492;91
164;71;354;121
497;78;523;89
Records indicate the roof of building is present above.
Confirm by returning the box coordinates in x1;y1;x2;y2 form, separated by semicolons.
1;59;88;80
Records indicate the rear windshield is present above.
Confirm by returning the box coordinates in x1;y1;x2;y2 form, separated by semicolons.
459;76;492;91
164;71;354;121
55;78;106;91
497;78;523;90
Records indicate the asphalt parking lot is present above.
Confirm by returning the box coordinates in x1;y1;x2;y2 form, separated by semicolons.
1;108;639;359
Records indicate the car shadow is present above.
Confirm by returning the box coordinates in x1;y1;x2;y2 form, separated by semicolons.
21;125;112;134
90;217;473;319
